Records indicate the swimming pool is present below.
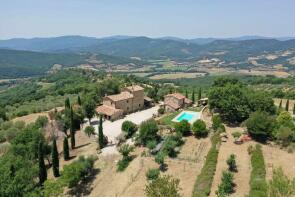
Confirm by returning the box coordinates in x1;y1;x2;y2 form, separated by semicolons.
172;111;200;124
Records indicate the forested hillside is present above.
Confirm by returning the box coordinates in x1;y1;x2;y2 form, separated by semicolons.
0;49;87;78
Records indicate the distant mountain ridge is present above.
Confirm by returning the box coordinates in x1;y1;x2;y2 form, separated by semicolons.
1;35;294;52
0;35;295;78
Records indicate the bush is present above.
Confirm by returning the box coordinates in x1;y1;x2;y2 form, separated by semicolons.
16;110;29;117
249;145;267;197
0;131;6;143
138;119;159;146
246;111;275;141
158;108;165;115
145;175;181;197
146;168;160;180
276;126;294;147
61;155;97;188
35;116;48;128
216;171;234;196
117;144;134;172
217;124;226;133
155;151;166;171
192;133;220;197
117;158;131;172
212;115;222;131
84;126;95;137
226;154;237;172
121;121;137;138
5;127;20;142
192;119;208;137
174;120;190;136
162;137;178;157
232;132;242;139
147;140;157;150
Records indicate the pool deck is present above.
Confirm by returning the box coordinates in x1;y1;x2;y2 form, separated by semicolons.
172;110;201;124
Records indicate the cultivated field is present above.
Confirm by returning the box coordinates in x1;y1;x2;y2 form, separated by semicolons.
149;72;205;80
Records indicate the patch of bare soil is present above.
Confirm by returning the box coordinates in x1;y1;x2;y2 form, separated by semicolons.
262;144;295;180
47;129;98;179
210;126;254;197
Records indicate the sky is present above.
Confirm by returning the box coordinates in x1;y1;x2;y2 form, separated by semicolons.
0;0;294;39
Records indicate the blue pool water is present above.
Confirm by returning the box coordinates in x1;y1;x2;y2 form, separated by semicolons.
176;112;194;122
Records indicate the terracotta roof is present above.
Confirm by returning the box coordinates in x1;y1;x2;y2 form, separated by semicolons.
96;105;123;116
184;98;193;104
124;85;144;92
165;93;185;100
165;100;181;110
106;91;133;102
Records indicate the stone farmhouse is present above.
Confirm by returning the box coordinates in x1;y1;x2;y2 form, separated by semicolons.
164;93;192;112
96;85;148;120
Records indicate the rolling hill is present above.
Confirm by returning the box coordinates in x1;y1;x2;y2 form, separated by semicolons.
0;49;88;78
0;49;144;78
1;36;295;78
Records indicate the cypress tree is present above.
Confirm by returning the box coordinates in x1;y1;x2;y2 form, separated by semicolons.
77;95;82;106
192;90;195;103
65;97;71;109
185;90;188;98
63;137;70;161
285;99;290;111
70;107;75;149
38;141;47;184
52;138;59;177
279;99;282;109
98;115;104;149
293;103;295;115
198;88;202;101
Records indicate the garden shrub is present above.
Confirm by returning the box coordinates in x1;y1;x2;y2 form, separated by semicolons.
146;168;160;180
174;120;190;136
232;132;242;139
117;144;134;172
121;120;137;138
216;171;235;196
158;108;165;115
138;119;159;145
147;140;157;150
61;155;97;188
192;120;208;137
226;154;237;172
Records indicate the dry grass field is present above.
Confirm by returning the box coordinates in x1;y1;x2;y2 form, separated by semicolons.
86;136;211;197
12;107;64;124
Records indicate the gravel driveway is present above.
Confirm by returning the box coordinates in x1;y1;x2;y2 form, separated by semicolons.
83;105;159;142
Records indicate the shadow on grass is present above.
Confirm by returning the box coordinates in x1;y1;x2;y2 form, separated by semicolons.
67;168;101;197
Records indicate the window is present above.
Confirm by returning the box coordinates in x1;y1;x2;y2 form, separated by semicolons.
127;100;129;103
139;104;141;107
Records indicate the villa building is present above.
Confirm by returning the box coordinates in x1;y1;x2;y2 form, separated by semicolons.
96;85;147;120
164;93;192;112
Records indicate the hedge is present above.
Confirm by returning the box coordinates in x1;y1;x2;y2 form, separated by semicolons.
249;144;267;197
192;132;221;197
